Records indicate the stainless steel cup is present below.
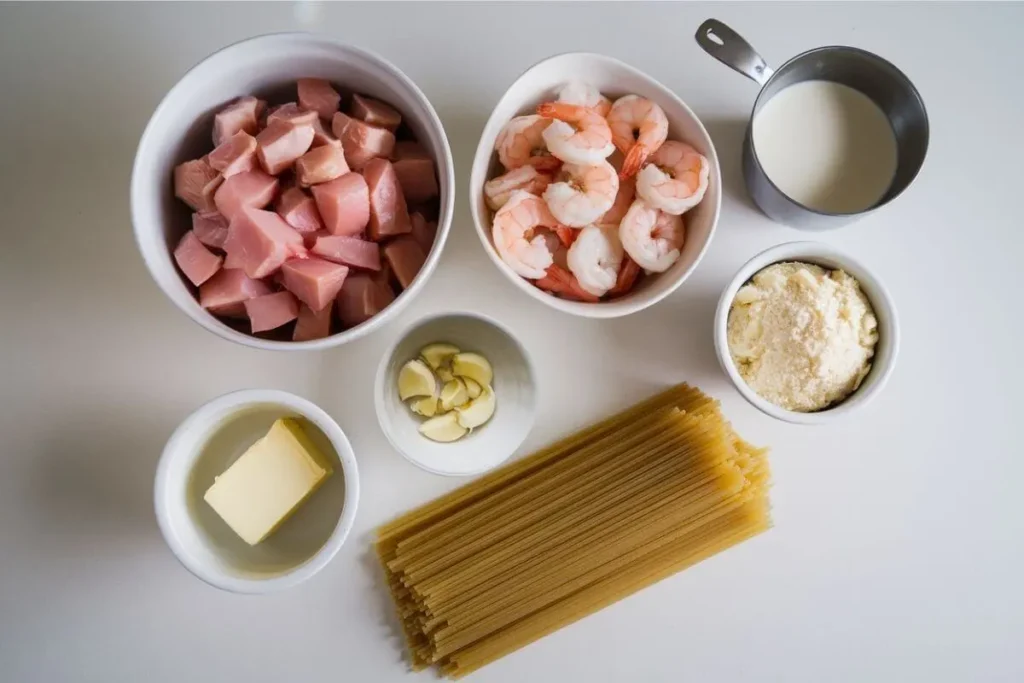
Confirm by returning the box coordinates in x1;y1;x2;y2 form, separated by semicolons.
696;19;929;230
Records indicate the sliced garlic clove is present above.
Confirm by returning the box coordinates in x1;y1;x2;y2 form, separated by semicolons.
439;378;469;412
419;412;468;443
410;396;440;417
419;343;461;370
398;359;437;401
456;384;496;430
452;352;493;387
463;377;483;400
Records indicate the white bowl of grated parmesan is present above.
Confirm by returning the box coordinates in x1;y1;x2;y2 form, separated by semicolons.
714;242;899;424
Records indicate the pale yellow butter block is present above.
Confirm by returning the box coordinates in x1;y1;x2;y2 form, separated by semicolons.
204;418;333;545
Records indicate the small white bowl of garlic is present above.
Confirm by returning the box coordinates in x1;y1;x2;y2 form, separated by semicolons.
374;312;536;476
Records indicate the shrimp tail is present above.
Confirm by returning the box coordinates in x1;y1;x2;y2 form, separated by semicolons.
554;226;578;248
536;265;600;303
536;102;581;121
619;143;650;179
608;257;642;298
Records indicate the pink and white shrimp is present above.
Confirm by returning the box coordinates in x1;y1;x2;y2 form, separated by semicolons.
635;140;710;215
557;82;612;118
491;190;563;279
537;102;615;166
595;175;635;229
484;166;553;211
618;199;686;273
494;115;559;171
607;95;669;179
543;160;619;228
566;224;624;297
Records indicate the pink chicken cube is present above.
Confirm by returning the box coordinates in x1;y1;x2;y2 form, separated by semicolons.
280;257;349;311
174;158;222;212
213;170;279;222
207;130;257;178
312;234;381;271
199;268;272;313
224;207;306;279
245;291;299;333
409;212;437;253
364;158;411;241
310;117;338;148
256;120;315;175
336;273;395;328
174;230;224;286
267;102;319;128
276;187;324;233
311;172;370;237
392;157;438;204
382;237;427;290
295;141;349;187
192;211;230;250
350;94;402;132
213;96;264;146
303;228;331;250
298;79;341;120
332;112;395;171
293;303;333;342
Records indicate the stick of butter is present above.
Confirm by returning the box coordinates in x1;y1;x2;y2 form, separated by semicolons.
204;418;333;545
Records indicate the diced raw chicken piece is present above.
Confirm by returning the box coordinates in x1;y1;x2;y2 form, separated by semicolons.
310;117;338;148
213;96;263;146
392;140;430;160
364;158;411;240
209;301;247;319
199;268;272;311
280;257;349;311
207;130;257;178
214;170;279;222
245;291;299;333
409;212;437;253
256;120;315;175
174;158;222;212
295;141;349;187
192;211;230;250
312;234;381;271
311;172;370;236
223;206;307;279
293;303;333;341
382;237;426;289
332;112;395;171
304;228;331;250
267;102;319;127
393;157;438;204
336;273;395;328
174;230;224;286
298;78;341;120
276;187;323;233
350;94;402;132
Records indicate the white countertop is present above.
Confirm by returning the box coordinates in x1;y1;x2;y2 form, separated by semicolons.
1;2;1022;681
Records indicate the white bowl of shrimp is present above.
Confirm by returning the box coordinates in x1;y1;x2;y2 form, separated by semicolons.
469;52;721;318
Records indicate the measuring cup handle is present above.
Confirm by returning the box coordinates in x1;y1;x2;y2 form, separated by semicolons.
695;19;775;86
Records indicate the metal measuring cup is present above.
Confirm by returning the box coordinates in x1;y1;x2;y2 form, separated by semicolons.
695;19;928;230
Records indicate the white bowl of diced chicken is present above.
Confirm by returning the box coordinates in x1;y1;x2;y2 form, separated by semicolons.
131;33;453;349
469;52;721;318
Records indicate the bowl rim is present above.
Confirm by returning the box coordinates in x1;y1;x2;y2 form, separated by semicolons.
468;50;722;319
713;241;900;425
153;388;360;593
373;310;537;477
130;31;455;351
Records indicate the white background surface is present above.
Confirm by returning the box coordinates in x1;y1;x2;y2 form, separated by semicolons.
1;2;1022;682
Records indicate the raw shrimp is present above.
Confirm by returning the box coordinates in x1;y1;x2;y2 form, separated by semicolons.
491;190;562;279
557;81;612;118
566;224;624;297
484;166;553;210
607;256;641;298
635;140;710;215
494;115;559;171
618;199;686;273
535;264;600;303
537;102;615;165
595;175;635;229
543;160;619;227
608;95;669;179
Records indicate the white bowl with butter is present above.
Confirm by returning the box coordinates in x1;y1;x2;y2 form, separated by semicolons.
714;242;900;425
154;389;359;593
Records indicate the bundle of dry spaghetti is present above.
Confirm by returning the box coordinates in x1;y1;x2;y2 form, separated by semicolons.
375;383;771;678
